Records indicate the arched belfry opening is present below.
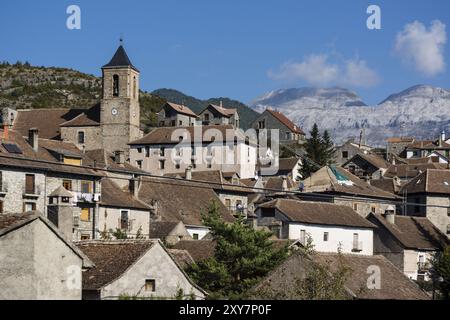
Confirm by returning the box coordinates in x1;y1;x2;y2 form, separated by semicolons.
113;74;119;97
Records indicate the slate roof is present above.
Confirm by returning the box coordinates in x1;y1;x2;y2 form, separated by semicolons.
266;109;305;135
149;221;181;239
138;177;235;226
102;45;139;72
129;125;256;145
303;166;396;199
369;213;449;250
100;178;150;210
172;240;217;262
258;198;375;229
77;241;155;290
250;251;430;300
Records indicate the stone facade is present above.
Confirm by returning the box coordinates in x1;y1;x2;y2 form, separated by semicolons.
251;110;305;144
60;126;102;151
0;218;84;300
334;199;392;218
98;206;151;238
158;106;197;127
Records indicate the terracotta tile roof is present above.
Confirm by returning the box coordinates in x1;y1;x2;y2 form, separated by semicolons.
250;252;430;300
401;169;450;194
266;109;305;135
13;108;86;139
100;178;150;210
345;153;390;170
206;104;237;118
138;177;235;226
384;163;446;179
164;102;198;117
129;125;256;145
258;198;375;229
303;166;397;199
60;104;100;127
149;221;181;239
369;213;449;250
77;241;155;290
172;240;216;262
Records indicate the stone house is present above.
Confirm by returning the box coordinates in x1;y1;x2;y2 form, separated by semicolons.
342;152;390;180
77;240;206;300
368;211;449;281
302;166;397;218
276;157;302;181
386;137;415;160
0;213;93;300
249;251;430;300
405;133;450;160
334;139;373;166
251;109;305;144
255;198;375;255
129;124;257;179
138;176;235;240
401;169;450;237
198;103;239;128
157;102;198;127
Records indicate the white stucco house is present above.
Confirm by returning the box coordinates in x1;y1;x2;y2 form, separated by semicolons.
255;199;376;255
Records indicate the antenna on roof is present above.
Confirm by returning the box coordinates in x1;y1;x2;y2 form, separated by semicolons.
119;34;124;46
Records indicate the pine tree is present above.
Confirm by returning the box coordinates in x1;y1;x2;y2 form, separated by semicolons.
186;201;288;299
322;130;336;165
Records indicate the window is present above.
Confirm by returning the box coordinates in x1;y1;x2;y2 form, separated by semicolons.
286;132;290;140
371;207;376;214
171;120;176;126
145;279;156;292
193;233;199;240
0;171;3;191
0;201;3;213
145;147;150;157
133;76;137;99
352;233;361;251
323;232;329;242
342;151;349;159
80;208;90;222
120;210;129;230
63;180;72;191
179;120;182;126
81;181;92;193
159;160;165;170
258;120;265;129
24;202;36;212
300;230;306;244
204;114;210;121
113;74;119;97
159;147;165;157
136;160;143;169
25;174;35;194
78;131;85;144
353;203;358;211
137;147;142;154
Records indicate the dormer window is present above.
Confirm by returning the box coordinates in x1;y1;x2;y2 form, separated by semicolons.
113;74;119;97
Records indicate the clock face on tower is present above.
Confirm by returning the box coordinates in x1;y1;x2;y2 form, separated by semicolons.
111;108;118;116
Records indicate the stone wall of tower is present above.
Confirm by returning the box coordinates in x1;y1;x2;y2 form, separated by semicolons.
100;67;142;157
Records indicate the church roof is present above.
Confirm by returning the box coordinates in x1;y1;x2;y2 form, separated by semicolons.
102;45;139;72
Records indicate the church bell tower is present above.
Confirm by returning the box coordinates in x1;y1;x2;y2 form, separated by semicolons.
100;42;142;157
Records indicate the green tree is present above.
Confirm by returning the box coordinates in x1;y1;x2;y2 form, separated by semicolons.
322;130;336;165
430;246;450;300
186;201;288;299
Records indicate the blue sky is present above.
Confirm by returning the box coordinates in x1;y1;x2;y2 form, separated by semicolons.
0;0;449;105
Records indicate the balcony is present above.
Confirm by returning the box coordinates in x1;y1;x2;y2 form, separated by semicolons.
226;206;248;217
71;192;101;204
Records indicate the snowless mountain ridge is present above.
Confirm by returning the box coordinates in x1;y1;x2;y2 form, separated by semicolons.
250;85;450;147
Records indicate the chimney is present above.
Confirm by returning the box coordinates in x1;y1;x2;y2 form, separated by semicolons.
114;150;125;165
220;100;223;108
185;166;192;180
282;176;288;192
383;205;396;224
129;178;139;197
441;131;446;145
28;128;39;152
3;123;9;141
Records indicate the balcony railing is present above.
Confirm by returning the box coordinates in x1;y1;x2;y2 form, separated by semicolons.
227;206;248;217
23;185;42;196
71;192;101;204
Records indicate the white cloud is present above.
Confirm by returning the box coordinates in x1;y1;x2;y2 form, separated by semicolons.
268;54;379;88
395;20;447;76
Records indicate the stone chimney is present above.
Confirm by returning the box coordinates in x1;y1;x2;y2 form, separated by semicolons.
28;128;39;152
114;150;125;165
47;186;74;241
185;166;193;180
129;178;139;198
440;131;446;146
383;205;396;224
282;176;288;192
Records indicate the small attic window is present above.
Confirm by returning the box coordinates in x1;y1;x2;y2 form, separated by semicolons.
2;143;22;154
